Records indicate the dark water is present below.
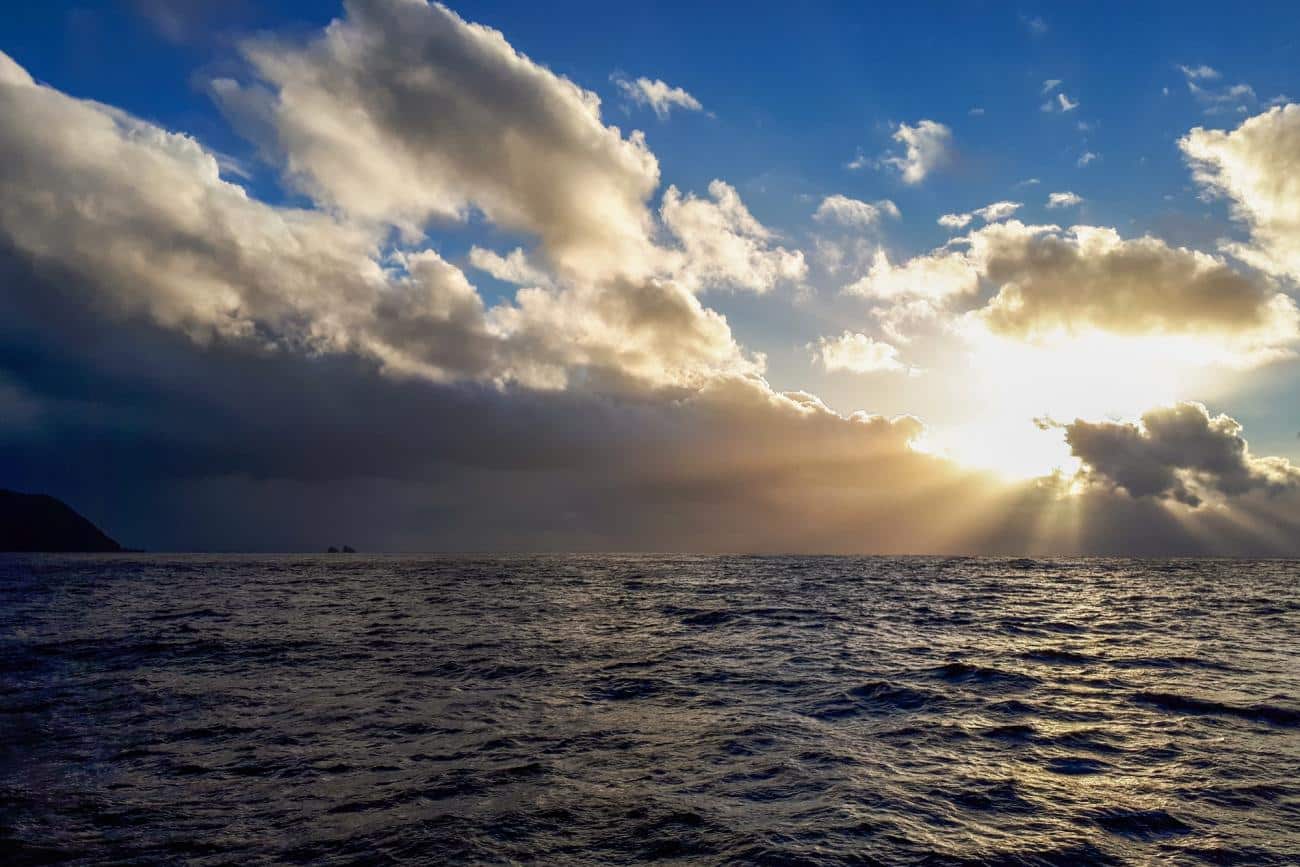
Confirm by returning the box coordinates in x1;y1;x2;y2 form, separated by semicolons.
2;555;1298;865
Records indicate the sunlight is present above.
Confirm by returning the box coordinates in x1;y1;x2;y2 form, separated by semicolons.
923;329;1240;480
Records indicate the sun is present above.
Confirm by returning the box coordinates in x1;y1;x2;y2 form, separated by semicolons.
921;329;1236;480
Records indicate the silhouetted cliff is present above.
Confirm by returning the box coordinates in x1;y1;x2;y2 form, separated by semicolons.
0;490;122;552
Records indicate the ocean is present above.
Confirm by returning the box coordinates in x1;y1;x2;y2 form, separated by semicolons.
1;554;1297;865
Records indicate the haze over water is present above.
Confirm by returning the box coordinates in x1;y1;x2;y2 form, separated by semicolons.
2;554;1297;864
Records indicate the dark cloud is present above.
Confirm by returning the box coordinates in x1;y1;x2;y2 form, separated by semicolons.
3;12;1300;556
1066;402;1300;506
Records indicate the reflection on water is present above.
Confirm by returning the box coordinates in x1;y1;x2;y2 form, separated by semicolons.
1;554;1298;864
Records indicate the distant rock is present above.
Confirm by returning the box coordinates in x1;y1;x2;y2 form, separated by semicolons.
0;489;122;552
342;545;357;553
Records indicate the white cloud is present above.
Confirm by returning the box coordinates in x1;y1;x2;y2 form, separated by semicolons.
844;248;979;301
1046;191;1084;208
1187;80;1258;115
812;331;905;374
0;40;758;394
213;0;662;281
813;194;900;227
966;222;1300;357
938;201;1021;230
973;201;1022;222
1042;91;1079;113
467;246;552;287
968;107;985;116
1078;151;1099;167
846;219;1299;363
661;180;807;293
1181;104;1300;281
881;120;953;184
1178;64;1221;81
613;74;704;119
1042;79;1062;94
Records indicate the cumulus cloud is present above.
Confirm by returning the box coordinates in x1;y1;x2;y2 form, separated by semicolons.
1046;191;1083;208
613;74;704;119
467;246;552;287
0;46;755;393
968;222;1300;352
974;201;1022;222
881;120;952;184
1181;104;1300;281
7;7;1300;557
843;249;978;301
213;0;661;280
812;332;905;374
1078;151;1099;167
660;180;807;293
1067;402;1300;506
852;219;1299;358
813;194;900;227
938;201;1020;230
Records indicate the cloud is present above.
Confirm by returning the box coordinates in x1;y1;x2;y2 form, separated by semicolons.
845;150;871;171
1185;78;1258;115
0;47;754;394
812;332;905;374
968;107;985;116
1067;402;1300;506
1078;151;1099;167
613;74;704;119
1046;191;1083;208
131;0;249;44
973;201;1022;222
1181;104;1300;281
967;222;1300;354
1178;64;1221;81
1022;15;1047;35
467;246;552;287
213;0;662;281
1042;79;1062;94
660;180;807;293
1177;63;1265;115
938;201;1021;230
843;249;979;301
1041;92;1079;113
859;218;1299;358
8;10;1300;556
813;194;900;228
881;120;953;184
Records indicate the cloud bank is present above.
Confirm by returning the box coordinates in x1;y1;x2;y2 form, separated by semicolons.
3;3;1300;556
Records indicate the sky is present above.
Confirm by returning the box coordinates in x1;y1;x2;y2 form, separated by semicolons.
2;0;1300;553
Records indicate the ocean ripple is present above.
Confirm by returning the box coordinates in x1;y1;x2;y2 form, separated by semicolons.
1;553;1298;864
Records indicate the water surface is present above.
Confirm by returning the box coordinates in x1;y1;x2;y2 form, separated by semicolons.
2;555;1297;864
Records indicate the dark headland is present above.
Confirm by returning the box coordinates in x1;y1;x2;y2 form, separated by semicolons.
0;489;122;552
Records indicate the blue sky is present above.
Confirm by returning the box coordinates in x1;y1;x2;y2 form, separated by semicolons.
3;1;1300;551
